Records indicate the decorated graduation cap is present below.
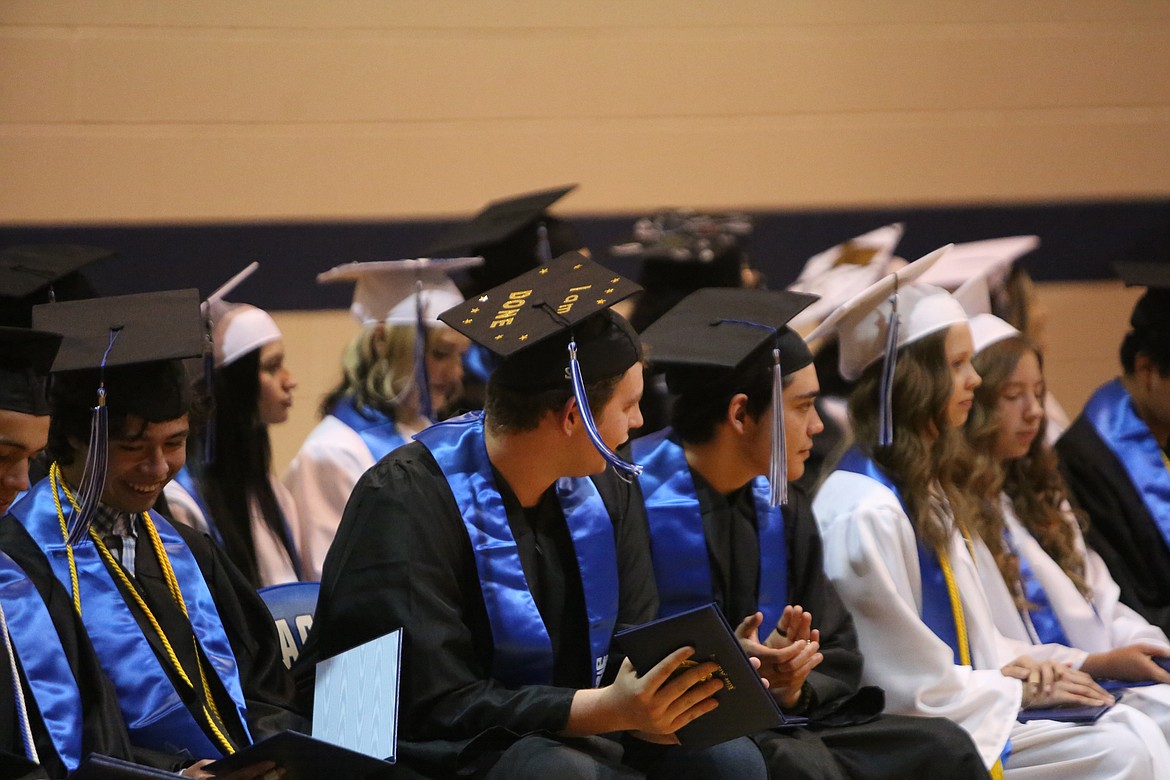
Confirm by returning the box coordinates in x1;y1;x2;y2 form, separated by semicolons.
0;327;61;416
807;245;964;446
319;256;484;418
32;289;204;544
439;251;644;474
423;185;581;295
640;288;818;505
0;244;113;327
787;223;905;335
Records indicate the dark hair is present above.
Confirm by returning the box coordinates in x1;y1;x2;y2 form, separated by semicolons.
48;360;191;466
188;349;295;587
848;330;988;552
670;346;777;444
484;370;625;436
1120;290;1170;375
966;336;1091;605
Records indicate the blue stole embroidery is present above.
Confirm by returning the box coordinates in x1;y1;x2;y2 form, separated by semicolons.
11;479;251;757
1002;527;1071;646
631;429;787;633
834;448;967;664
330;396;408;462
1083;378;1170;551
415;412;619;688
0;551;83;771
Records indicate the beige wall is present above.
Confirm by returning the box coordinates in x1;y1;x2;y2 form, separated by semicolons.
2;1;1168;469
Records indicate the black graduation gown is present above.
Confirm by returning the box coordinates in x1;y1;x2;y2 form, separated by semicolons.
1057;414;1170;633
652;477;989;780
0;514;305;771
0;566;133;780
295;441;657;778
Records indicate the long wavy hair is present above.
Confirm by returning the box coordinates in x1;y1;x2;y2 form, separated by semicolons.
319;323;420;421
188;349;295;587
848;329;989;552
966;336;1090;604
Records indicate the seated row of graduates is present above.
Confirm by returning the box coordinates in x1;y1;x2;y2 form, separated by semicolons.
7;240;1170;780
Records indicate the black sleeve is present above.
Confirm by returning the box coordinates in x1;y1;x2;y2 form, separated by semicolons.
172;523;308;739
295;444;575;748
785;486;864;716
1057;418;1170;633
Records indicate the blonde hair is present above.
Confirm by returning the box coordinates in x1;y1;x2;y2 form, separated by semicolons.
320;323;422;420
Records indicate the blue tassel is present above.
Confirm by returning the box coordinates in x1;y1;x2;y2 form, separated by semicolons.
877;290;901;448
414;280;434;420
770;348;787;507
568;341;642;478
68;328;120;545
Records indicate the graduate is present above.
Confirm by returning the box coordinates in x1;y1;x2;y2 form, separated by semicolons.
811;248;1169;778
297;253;765;780
165;284;302;589
964;310;1170;741
630;286;990;779
0;290;303;777
0;326;142;780
1056;262;1170;634
284;257;476;580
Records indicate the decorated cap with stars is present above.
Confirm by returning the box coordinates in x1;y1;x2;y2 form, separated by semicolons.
439;251;642;389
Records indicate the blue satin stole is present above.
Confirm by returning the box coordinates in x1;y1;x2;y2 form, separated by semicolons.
0;550;83;771
631;429;787;633
1002;527;1072;647
415;412;620;688
330;396;409;463
11;479;251;757
834;448;968;664
1083;378;1170;551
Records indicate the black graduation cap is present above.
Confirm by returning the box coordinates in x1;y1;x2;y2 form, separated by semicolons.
1116;261;1170;333
639;288;819;505
0;244;112;327
32;289;204;374
439;251;645;475
0;327;62;416
31;290;204;544
424;185;577;256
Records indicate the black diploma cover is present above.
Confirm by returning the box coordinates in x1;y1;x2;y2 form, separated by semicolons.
206;731;396;780
614;603;806;749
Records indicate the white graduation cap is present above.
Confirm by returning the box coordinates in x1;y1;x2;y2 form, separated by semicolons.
787;223;905;333
317;257;484;327
808;245;965;381
202;263;283;368
916;235;1040;294
950;267;1022;355
807;244;965;446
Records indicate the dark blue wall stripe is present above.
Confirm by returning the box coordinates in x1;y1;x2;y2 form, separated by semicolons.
2;199;1167;311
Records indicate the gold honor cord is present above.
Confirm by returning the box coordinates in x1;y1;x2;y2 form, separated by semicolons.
937;539;1004;780
49;464;236;756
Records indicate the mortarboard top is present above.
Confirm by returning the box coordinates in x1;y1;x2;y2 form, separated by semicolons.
1115;261;1170;290
610;209;753;265
807;245;963;381
916;235;1040;292
0;244;113;299
0;326;62;416
787;223;905;334
641;288;816;383
422;185;578;257
32;289;204;374
439;251;642;388
318;256;483;326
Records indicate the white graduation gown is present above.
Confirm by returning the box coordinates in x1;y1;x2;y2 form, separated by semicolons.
977;493;1170;742
164;475;300;588
814;469;1169;778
